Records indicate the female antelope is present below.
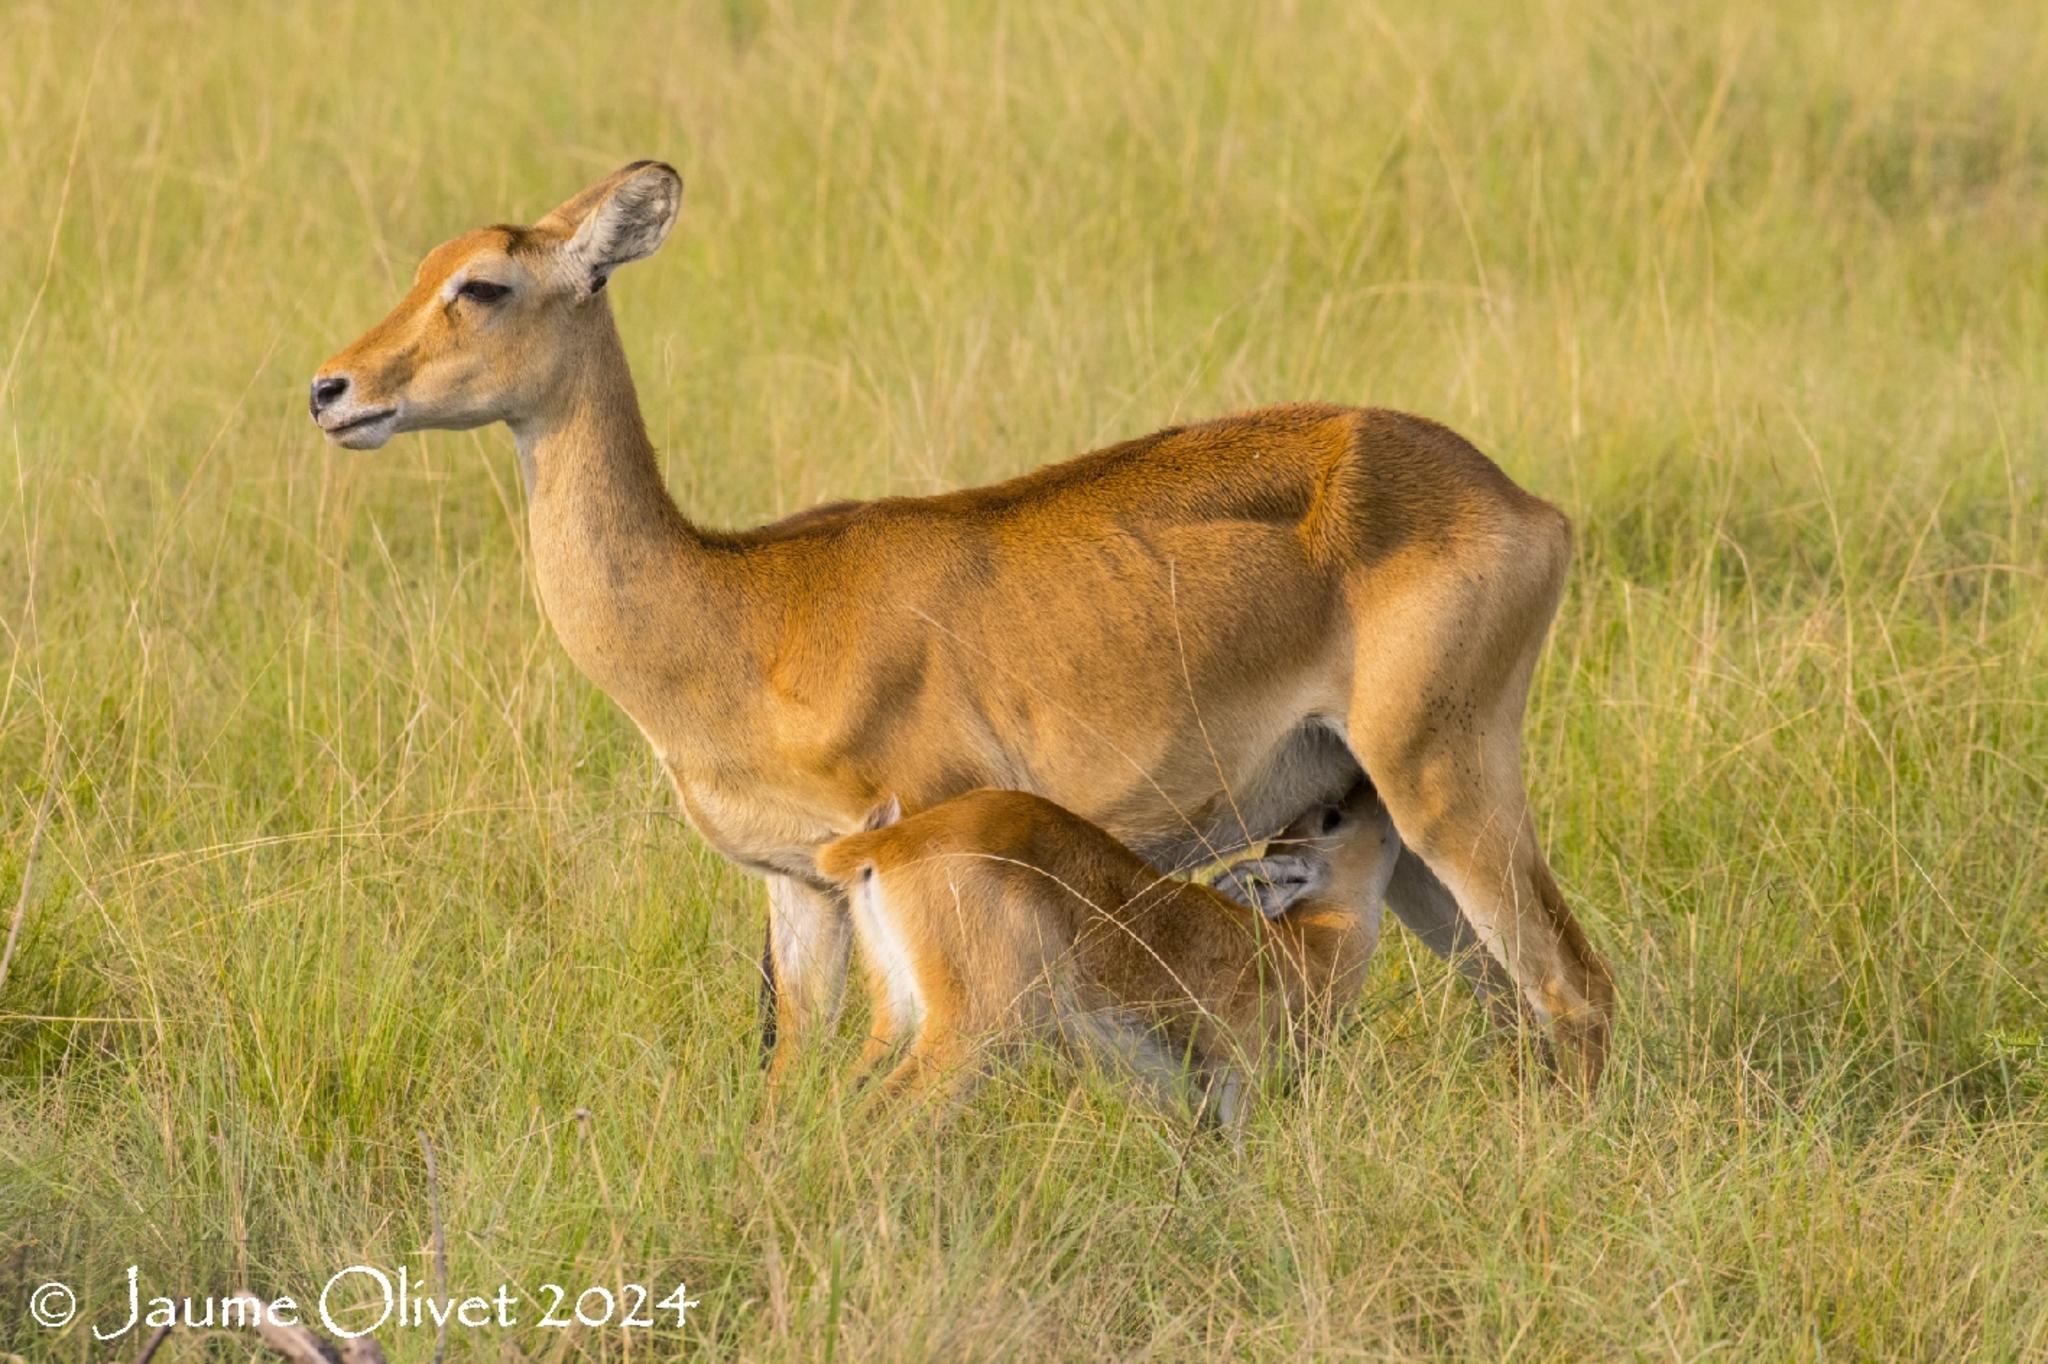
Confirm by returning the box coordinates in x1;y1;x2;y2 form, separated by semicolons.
310;161;1615;1092
814;783;1400;1128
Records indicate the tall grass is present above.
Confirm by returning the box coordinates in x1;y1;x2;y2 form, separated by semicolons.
2;1;2044;1357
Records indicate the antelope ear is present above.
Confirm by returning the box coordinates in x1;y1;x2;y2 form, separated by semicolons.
860;794;903;832
539;161;682;298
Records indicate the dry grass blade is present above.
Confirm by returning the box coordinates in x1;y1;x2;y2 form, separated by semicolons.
0;776;56;1000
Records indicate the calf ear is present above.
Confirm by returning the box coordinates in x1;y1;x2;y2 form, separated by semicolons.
1214;853;1330;920
861;794;903;832
539;161;682;298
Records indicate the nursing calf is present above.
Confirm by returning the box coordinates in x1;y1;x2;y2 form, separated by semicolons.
816;783;1400;1130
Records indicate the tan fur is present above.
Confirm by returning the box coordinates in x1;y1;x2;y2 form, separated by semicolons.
816;784;1399;1128
311;162;1616;1093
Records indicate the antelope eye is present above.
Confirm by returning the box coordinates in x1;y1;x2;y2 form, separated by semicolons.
458;280;511;304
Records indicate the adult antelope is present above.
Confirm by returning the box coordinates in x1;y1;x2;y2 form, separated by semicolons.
310;161;1615;1091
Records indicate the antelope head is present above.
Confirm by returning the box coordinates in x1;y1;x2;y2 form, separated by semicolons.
309;161;682;450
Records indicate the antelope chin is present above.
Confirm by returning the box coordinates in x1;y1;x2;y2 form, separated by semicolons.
320;407;400;450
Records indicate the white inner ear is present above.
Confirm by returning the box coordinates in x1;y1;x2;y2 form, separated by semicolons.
567;172;680;292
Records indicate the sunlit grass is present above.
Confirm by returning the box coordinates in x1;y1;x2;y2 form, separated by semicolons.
2;1;2044;1358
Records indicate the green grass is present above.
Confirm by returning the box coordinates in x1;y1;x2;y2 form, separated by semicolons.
3;0;2045;1358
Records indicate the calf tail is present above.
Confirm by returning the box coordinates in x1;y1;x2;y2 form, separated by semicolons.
813;793;904;883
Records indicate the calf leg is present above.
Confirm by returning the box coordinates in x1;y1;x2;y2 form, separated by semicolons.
843;870;924;1085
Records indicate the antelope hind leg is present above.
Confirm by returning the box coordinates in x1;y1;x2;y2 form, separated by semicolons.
1352;727;1615;1093
1383;845;1531;1033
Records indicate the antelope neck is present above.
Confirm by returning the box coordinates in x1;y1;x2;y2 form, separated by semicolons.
510;300;743;705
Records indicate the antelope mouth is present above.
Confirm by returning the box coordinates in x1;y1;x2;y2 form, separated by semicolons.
318;406;399;449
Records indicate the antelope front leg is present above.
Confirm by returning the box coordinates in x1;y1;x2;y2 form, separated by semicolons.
763;874;853;1090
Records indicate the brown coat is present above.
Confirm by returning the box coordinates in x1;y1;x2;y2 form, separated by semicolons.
814;784;1400;1126
312;162;1615;1093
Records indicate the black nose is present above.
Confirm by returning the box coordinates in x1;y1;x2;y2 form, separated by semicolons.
309;375;350;417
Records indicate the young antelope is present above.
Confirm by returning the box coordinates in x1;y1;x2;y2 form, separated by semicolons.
814;782;1400;1130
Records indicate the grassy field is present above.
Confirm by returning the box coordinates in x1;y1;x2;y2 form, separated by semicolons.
3;0;2046;1358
